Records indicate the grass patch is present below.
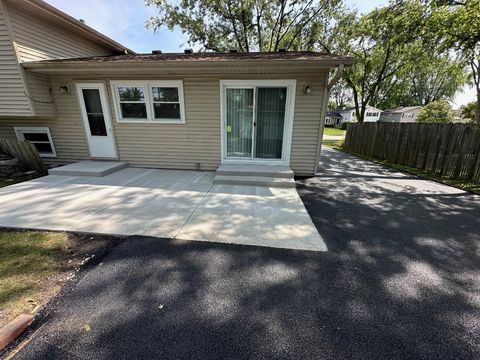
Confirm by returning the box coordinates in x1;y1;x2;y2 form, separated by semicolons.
0;178;19;188
323;127;346;136
0;230;117;328
0;231;66;327
340;148;480;195
322;139;344;148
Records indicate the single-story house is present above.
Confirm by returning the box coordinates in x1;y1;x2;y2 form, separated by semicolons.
379;106;422;123
324;111;343;127
325;105;382;128
0;0;354;177
336;105;382;126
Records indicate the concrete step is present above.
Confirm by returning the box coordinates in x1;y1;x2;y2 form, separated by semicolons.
48;160;128;177
213;175;296;188
216;164;294;178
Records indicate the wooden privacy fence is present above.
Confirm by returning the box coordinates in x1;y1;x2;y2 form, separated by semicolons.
0;138;47;173
344;123;480;183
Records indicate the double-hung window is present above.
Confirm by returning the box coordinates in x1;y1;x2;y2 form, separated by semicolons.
14;127;57;158
112;81;185;123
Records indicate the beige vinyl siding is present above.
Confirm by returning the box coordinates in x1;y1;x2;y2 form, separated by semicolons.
108;77;221;170
6;4;113;62
105;73;326;174
25;72;56;117
0;77;89;165
290;75;326;175
0;0;31;116
0;72;326;175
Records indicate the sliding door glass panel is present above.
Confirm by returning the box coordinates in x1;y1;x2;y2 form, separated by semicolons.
82;89;107;136
254;87;286;159
226;88;253;158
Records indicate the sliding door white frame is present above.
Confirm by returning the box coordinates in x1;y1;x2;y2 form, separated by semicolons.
220;79;296;166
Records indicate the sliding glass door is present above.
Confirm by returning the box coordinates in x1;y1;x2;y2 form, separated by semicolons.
225;85;288;161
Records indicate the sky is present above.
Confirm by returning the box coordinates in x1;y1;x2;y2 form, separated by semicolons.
44;0;475;108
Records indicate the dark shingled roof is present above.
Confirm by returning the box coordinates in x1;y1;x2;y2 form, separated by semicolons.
25;51;355;65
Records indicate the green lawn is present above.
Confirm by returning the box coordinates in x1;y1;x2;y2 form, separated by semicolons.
0;231;67;327
322;139;345;147
323;127;346;136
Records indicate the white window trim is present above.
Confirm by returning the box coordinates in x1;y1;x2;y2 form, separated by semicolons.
14;126;57;158
219;79;296;166
111;80;186;124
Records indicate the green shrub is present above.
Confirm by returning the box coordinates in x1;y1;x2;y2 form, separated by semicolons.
340;121;354;130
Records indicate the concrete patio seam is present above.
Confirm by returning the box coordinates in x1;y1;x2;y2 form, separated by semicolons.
172;183;214;240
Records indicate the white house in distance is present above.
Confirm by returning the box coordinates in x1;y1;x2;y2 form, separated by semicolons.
325;105;382;128
379;106;422;123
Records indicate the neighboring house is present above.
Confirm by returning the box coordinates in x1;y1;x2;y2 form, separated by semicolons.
0;0;354;177
379;106;422;123
324;111;343;127
334;105;382;128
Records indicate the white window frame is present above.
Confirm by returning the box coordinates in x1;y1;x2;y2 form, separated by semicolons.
14;126;57;158
403;112;414;118
149;81;186;123
325;117;332;124
111;80;186;124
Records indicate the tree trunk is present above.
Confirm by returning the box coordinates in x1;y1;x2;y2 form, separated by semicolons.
476;89;480;125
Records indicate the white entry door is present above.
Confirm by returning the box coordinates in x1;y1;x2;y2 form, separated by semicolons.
77;83;117;158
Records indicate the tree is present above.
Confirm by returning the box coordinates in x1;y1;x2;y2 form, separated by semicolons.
331;2;428;122
374;53;468;110
146;0;343;52
416;100;453;123
461;101;476;120
428;0;480;123
328;79;352;110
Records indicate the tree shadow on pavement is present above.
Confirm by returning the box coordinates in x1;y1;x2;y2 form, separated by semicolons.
11;148;480;360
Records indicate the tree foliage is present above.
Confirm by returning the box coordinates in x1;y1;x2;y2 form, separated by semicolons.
330;2;429;122
146;0;343;52
461;101;476;120
416;100;453;123
375;53;468;110
427;0;480;123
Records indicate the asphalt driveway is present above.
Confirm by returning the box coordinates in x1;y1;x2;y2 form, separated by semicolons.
11;147;480;359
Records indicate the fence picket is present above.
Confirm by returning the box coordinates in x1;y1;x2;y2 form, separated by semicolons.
344;123;480;184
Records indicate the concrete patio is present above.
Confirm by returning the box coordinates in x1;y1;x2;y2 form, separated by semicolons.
0;167;326;251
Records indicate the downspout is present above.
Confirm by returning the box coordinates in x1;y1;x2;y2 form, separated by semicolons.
312;64;345;174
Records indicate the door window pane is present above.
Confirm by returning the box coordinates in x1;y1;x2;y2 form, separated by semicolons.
226;88;253;158
254;87;286;159
82;89;107;136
